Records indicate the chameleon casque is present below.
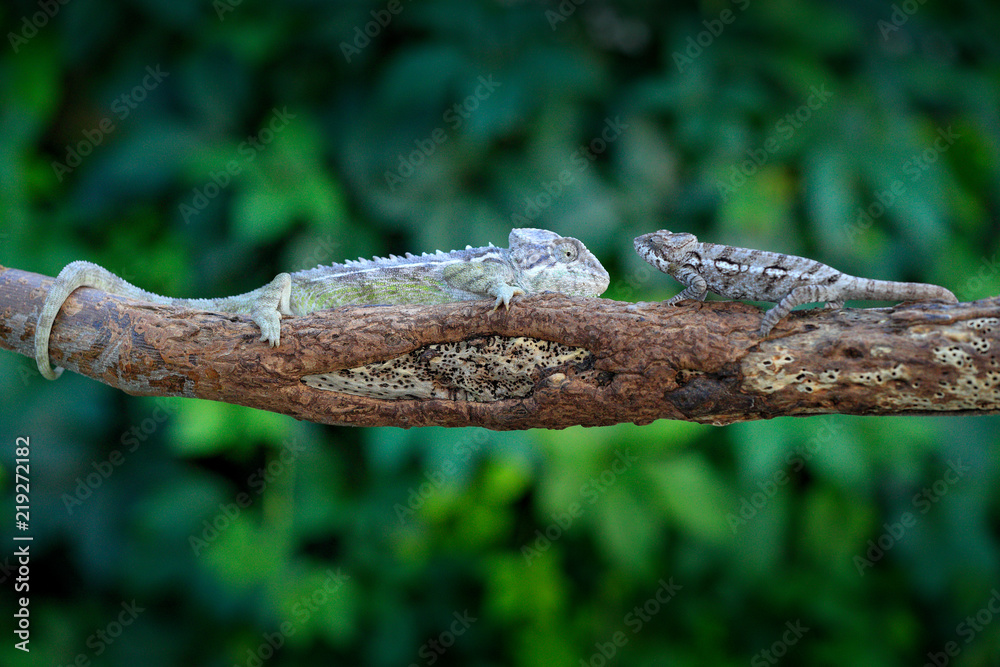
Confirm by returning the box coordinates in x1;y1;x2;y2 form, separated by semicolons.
35;228;609;380
634;229;957;337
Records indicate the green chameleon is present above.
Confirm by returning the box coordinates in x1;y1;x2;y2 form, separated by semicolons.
35;228;610;380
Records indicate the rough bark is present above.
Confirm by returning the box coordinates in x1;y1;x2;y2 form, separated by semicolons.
2;265;998;429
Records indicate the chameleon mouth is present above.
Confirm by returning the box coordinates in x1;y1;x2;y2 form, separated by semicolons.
558;275;610;297
591;266;611;295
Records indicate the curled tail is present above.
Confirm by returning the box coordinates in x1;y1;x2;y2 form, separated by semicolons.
842;278;958;304
35;261;174;380
36;261;291;379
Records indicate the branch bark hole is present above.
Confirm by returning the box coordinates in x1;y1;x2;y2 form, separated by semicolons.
301;336;598;402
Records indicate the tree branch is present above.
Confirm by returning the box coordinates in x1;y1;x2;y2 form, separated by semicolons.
3;264;999;429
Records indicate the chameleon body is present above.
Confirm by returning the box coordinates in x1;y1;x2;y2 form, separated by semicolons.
35;228;609;380
634;230;957;337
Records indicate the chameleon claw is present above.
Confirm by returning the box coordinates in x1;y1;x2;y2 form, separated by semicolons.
491;287;525;311
254;310;283;347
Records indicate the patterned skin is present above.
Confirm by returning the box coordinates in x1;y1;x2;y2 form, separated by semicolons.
634;230;956;336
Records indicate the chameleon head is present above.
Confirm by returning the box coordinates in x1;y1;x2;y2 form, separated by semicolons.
633;229;698;273
507;228;610;297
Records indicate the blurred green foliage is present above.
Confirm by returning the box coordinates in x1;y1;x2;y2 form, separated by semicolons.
1;0;1000;665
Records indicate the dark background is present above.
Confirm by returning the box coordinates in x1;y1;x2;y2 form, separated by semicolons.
2;0;999;665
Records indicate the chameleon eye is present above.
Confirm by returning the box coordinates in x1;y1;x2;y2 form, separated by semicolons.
558;242;579;263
